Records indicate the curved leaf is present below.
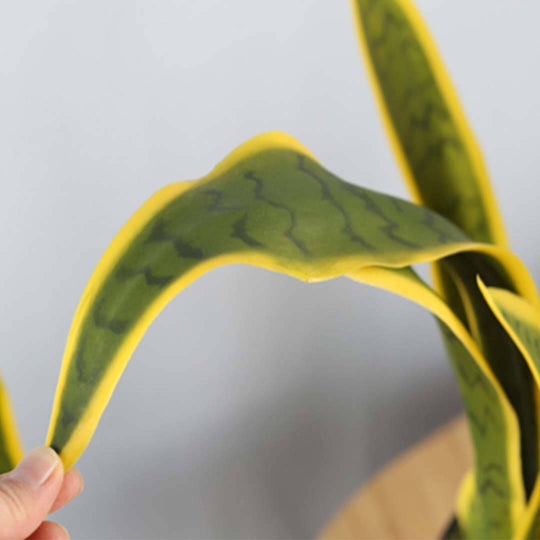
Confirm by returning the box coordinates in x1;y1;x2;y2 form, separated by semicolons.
350;266;525;539
478;281;540;539
45;132;536;470
444;257;539;496
478;282;540;391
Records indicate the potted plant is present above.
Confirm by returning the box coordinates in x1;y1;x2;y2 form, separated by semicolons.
2;0;539;538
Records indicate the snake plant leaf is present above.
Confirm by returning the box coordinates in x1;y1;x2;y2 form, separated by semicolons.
349;266;525;539
443;257;539;496
350;0;506;245
349;0;540;492
477;280;540;540
478;281;540;392
45;132;537;471
0;376;24;473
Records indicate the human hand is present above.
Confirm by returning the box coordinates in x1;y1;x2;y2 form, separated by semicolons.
0;447;83;539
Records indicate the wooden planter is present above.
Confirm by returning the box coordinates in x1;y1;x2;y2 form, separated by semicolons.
320;417;472;539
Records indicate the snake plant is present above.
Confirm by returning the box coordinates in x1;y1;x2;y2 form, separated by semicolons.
1;0;539;538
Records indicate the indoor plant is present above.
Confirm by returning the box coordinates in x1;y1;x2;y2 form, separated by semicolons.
1;0;540;538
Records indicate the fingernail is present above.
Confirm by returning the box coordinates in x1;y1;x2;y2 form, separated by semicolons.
11;447;62;487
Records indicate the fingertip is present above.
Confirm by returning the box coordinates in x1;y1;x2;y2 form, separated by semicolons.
49;469;84;514
27;521;69;540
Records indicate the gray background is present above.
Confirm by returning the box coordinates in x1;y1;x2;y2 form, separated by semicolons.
1;1;539;538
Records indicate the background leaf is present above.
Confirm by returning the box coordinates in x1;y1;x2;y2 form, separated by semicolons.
0;376;24;473
350;0;506;244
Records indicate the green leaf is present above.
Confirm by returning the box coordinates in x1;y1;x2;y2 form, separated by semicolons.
478;282;540;540
350;266;526;539
444;257;539;497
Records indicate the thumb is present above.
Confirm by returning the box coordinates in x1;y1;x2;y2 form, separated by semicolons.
0;447;64;540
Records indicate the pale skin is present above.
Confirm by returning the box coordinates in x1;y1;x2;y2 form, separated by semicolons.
0;447;84;540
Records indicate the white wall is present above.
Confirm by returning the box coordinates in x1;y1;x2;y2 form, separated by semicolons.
1;1;539;538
